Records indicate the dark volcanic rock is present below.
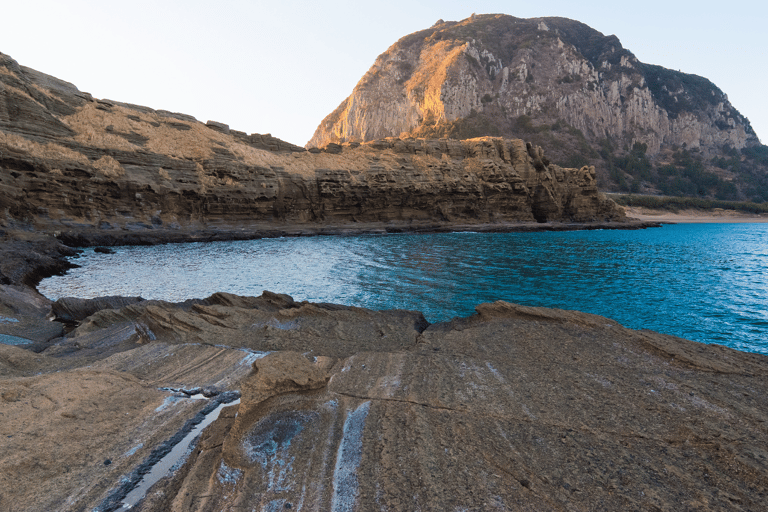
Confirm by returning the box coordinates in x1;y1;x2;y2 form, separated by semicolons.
0;284;63;345
62;291;429;359
51;295;145;324
0;232;79;287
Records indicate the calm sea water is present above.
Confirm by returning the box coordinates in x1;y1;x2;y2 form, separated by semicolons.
39;224;768;355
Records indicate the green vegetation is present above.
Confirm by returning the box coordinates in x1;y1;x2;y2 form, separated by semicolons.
610;194;768;214
600;141;748;200
600;140;652;193
655;149;737;199
642;64;723;118
743;144;768;166
736;144;768;202
560;154;591;169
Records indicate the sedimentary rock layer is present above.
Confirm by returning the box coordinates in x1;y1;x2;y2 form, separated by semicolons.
0;51;625;245
1;288;766;511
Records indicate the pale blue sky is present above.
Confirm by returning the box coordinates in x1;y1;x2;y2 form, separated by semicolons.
2;1;765;146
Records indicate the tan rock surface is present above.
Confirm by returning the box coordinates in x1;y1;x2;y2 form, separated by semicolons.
0;368;170;510
2;289;765;511
137;299;768;512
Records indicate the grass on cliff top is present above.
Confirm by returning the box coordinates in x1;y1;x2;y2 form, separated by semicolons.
609;194;768;214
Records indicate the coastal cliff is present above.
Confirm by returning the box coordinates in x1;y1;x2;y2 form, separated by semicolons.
0;51;626;246
0;46;767;512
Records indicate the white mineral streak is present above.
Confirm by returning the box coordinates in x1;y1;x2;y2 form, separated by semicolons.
330;401;371;512
123;398;241;509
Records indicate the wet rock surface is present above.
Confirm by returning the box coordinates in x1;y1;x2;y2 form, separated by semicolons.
51;295;145;324
1;285;767;511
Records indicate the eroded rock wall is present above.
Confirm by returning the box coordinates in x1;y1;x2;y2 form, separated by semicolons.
0;51;624;242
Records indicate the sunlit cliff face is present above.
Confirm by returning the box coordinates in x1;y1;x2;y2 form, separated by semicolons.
308;14;757;167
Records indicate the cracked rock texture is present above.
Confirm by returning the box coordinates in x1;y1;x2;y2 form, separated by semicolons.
0;50;625;246
2;286;767;511
308;14;760;185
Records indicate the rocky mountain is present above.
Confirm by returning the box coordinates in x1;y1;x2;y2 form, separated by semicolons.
0;51;630;245
309;14;768;200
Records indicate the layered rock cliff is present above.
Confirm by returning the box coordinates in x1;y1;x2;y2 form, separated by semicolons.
0;50;626;244
308;14;766;196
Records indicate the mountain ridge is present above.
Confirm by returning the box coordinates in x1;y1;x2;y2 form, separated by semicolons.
308;14;768;200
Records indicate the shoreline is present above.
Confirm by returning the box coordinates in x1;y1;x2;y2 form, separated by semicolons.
3;222;768;511
51;219;662;248
0;219;662;292
623;206;768;223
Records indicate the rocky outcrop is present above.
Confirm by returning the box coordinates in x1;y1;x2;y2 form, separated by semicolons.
0;51;629;246
1;288;767;511
308;14;763;192
0;232;78;287
51;295;145;324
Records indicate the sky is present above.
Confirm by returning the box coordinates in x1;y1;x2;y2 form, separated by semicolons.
2;1;766;146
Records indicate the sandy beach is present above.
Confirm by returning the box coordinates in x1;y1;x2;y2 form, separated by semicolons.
623;206;768;223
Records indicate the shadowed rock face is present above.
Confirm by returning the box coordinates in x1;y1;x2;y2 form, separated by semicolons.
0;51;626;245
1;288;766;511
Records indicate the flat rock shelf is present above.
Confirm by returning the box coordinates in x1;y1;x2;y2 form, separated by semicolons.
1;287;767;511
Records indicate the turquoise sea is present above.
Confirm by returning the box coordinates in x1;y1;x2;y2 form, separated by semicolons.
39;223;768;355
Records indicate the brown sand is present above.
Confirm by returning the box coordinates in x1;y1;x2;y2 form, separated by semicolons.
623;206;768;223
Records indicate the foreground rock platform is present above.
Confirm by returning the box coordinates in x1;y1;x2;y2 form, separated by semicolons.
1;287;767;511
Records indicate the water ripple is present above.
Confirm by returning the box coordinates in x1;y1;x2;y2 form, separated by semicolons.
38;224;768;355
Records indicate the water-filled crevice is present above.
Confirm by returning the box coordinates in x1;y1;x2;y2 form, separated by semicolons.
97;390;240;512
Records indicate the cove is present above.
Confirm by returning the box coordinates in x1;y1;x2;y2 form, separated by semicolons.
39;223;768;355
